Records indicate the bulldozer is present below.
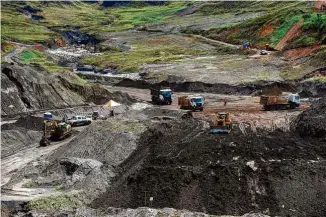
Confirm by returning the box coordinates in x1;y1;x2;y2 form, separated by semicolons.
40;119;72;147
210;112;232;134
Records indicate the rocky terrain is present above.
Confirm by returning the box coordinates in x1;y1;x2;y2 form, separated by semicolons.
1;1;325;217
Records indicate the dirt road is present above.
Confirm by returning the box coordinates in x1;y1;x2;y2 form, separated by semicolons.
105;85;308;129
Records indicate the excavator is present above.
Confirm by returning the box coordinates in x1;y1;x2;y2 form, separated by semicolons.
40;118;72;147
210;112;232;134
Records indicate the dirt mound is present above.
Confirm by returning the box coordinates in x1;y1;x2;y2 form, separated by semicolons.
1;116;44;158
2;116;44;131
295;97;326;138
92;118;326;217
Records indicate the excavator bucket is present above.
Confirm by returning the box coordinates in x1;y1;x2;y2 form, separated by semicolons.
210;126;232;134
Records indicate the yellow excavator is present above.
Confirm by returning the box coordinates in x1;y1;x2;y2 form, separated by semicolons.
40;118;72;147
210;112;232;134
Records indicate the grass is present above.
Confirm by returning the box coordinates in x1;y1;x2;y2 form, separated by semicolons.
1;6;54;42
1;2;187;42
270;15;302;47
110;121;146;134
102;2;187;32
83;42;210;72
18;49;70;73
29;192;84;212
201;2;312;47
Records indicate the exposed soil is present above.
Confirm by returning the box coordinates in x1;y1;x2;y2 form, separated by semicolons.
259;24;275;38
284;45;321;60
92;114;326;217
275;19;304;51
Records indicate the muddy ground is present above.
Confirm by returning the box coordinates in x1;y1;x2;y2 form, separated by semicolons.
2;97;325;217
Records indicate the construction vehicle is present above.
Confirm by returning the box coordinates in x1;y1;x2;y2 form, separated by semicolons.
178;95;205;111
150;87;173;105
40;119;72;147
210;112;232;134
260;92;300;110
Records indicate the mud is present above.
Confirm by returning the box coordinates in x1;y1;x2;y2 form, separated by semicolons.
295;98;326;138
91;107;326;216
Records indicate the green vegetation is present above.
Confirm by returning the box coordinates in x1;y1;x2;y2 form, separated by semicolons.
29;193;84;212
270;15;302;46
103;2;186;32
83;43;209;72
201;2;312;47
1;43;15;56
54;185;64;191
1;2;187;42
302;13;326;31
109;121;146;133
18;49;69;73
1;7;54;42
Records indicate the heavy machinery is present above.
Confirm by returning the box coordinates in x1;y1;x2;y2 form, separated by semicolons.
40;119;72;147
260;92;300;110
178;95;205;111
150;87;173;105
210;112;232;134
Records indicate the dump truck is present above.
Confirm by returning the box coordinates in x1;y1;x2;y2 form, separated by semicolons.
260;92;300;110
178;95;205;111
40;119;72;147
150;87;173;105
210;112;232;134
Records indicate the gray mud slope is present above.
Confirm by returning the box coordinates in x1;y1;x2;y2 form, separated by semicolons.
93;115;326;216
4;120;148;201
1;116;44;158
1;63;134;117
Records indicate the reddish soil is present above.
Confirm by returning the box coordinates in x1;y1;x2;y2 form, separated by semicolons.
259;24;275;37
315;0;326;10
183;36;195;41
284;45;321;60
275;19;304;51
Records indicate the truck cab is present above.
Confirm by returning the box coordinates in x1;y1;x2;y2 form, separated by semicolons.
179;95;205;111
151;88;173;105
288;93;300;107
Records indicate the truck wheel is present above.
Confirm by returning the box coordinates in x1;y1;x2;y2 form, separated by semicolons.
40;137;50;147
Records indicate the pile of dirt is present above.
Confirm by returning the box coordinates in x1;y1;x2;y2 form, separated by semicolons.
92;117;326;217
4;119;148;202
295;97;326;138
1;116;44;131
1;116;44;158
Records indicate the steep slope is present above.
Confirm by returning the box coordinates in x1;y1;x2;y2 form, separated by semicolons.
1;63;134;116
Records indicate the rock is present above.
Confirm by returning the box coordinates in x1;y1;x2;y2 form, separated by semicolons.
1;63;135;117
246;160;258;171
